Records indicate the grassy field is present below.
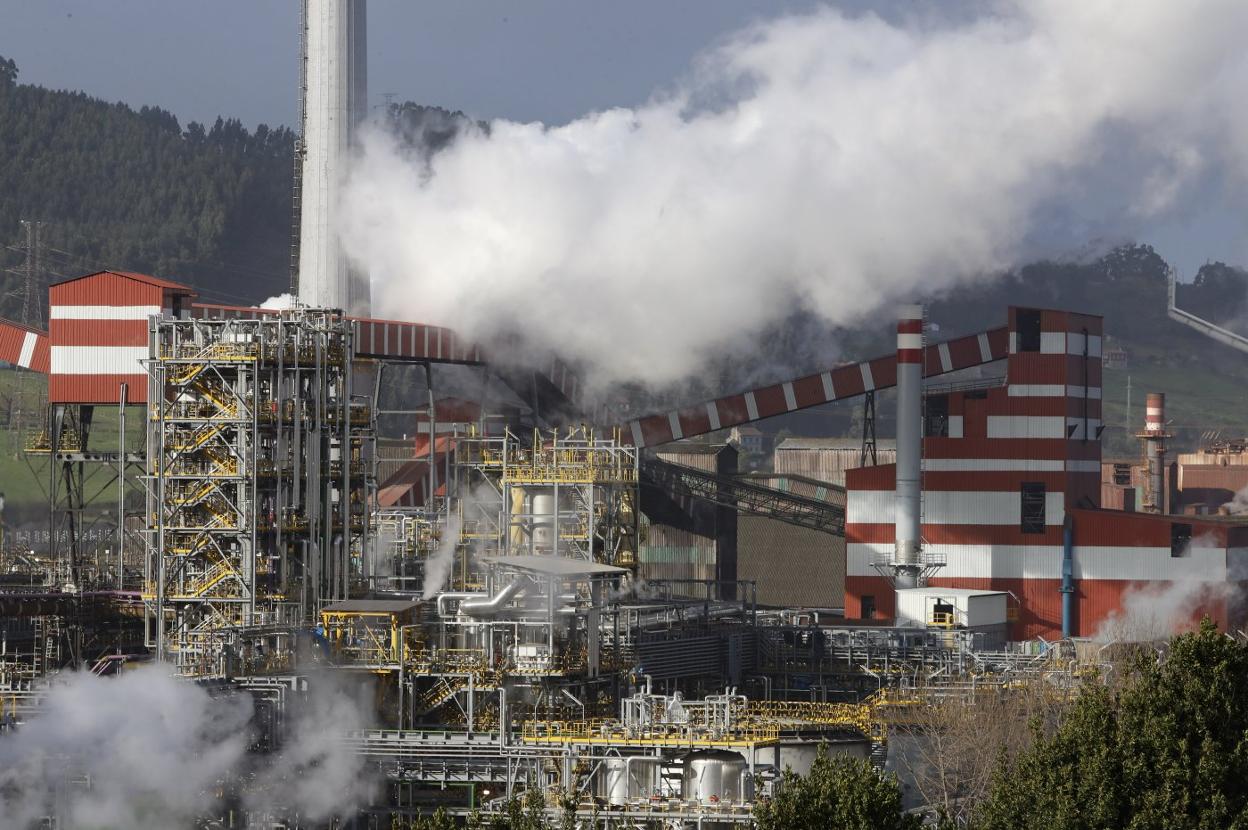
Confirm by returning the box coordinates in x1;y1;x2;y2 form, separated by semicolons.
1101;363;1248;459
0;368;144;525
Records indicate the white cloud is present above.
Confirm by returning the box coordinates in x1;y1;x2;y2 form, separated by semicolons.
342;1;1248;391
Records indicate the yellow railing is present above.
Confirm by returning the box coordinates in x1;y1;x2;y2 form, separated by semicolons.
520;719;781;747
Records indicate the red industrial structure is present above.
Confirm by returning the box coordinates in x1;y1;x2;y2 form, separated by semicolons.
842;307;1248;639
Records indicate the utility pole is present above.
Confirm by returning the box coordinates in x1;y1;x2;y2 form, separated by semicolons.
19;219;44;328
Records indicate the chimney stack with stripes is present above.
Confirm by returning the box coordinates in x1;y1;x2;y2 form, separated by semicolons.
893;304;924;588
1140;392;1169;514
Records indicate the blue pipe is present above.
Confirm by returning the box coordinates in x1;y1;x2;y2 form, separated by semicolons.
1060;516;1075;638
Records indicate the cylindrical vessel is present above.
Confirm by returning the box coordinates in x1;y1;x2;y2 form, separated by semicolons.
596;757;663;805
681;750;751;805
529;489;556;552
894;304;924;588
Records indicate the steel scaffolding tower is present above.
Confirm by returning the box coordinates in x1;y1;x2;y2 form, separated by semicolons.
144;310;372;676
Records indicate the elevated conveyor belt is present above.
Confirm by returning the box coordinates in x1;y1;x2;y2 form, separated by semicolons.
640;457;846;537
621;325;1010;447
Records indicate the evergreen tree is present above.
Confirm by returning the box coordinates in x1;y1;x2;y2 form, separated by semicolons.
754;748;920;830
975;620;1248;830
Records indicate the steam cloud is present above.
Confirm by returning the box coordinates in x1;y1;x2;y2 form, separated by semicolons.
341;1;1248;391
0;665;375;827
1094;535;1233;642
422;513;461;600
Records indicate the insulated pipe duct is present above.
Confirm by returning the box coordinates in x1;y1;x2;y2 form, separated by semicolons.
460;576;531;616
893;304;924;590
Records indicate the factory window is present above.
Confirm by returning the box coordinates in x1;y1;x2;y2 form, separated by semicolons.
1017;308;1043;352
1171;523;1192;557
861;596;876;620
1020;482;1046;533
1113;463;1131;486
925;394;949;437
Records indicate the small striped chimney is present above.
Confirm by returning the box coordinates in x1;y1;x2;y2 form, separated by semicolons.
894;304;924;588
1140;392;1169;513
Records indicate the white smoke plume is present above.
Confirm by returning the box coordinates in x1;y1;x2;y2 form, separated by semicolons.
0;665;377;827
245;670;377;823
0;665;252;827
1094;535;1233;642
421;512;461;600
260;292;297;310
1222;484;1248;515
341;0;1248;391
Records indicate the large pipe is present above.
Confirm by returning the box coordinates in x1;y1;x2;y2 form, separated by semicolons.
894;304;924;589
298;0;370;314
1060;516;1075;638
1144;392;1166;514
460;576;531;616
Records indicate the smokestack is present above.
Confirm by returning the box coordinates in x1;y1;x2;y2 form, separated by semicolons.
893;304;924;589
1140;392;1169;513
298;0;370;315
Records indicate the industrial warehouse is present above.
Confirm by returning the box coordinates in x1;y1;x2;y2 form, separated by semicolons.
3;2;1248;829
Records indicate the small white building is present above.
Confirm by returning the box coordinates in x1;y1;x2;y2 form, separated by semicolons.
894;587;1008;630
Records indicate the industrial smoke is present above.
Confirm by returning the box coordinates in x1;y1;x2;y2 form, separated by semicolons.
0;666;375;826
341;0;1248;389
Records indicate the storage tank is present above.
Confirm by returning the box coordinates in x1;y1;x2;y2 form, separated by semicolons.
595;757;663;805
530;490;556;552
681;750;752;804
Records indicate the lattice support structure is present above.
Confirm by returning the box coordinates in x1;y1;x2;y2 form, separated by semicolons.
144;310;372;676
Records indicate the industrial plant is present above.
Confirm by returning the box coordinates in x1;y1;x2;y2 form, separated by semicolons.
2;2;1248;829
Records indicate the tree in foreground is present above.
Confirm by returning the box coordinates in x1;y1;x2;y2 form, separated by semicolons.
975;619;1248;830
754;747;920;830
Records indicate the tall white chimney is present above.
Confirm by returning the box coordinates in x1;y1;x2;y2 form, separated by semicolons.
298;0;370;315
893;304;924;589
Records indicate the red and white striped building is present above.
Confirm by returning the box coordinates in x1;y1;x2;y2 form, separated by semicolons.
47;270;196;405
845;306;1248;640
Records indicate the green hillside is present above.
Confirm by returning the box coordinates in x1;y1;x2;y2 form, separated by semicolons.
0;55;295;313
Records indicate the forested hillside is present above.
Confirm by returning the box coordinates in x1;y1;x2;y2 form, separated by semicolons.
0;55;295;313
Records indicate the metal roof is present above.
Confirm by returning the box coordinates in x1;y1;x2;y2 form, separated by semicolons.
322;599;420;614
776;437;897;450
481;555;626;577
51;270;196;294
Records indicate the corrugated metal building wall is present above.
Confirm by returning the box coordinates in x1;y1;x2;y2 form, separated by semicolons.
48;271;195;405
737;517;844;608
0;319;49;372
845;306;1109;639
774;438;897;487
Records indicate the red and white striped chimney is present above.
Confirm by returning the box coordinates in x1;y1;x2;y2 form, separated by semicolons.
894;304;924;588
1143;392;1167;513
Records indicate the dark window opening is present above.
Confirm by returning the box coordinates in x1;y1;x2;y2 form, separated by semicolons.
861;595;876;620
925;394;949;437
1171;523;1192;557
964;390;988;400
1021;482;1046;534
1017;308;1043;352
1113;463;1131;486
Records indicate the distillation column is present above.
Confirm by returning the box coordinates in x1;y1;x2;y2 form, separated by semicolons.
893;304;924;589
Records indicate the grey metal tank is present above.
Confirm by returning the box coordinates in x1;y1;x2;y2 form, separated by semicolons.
595;756;663;805
681;750;752;805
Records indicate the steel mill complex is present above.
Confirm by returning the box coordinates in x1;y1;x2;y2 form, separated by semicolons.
0;2;1246;828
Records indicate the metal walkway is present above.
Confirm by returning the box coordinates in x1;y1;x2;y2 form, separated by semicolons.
640;457;846;536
